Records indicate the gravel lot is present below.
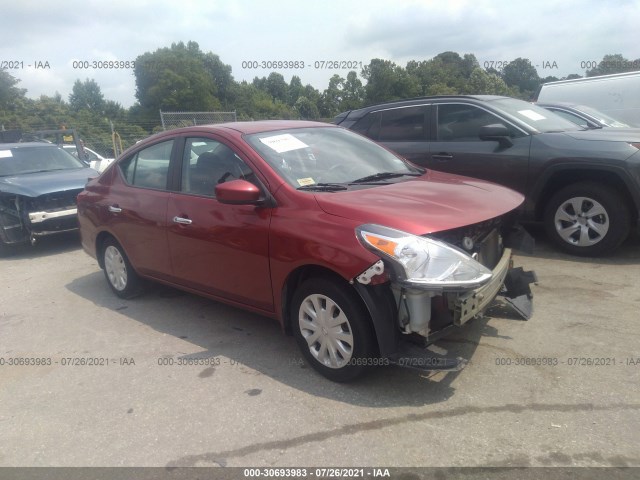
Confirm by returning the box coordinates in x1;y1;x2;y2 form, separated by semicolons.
1;229;639;468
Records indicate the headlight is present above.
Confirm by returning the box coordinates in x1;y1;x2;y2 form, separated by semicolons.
356;224;492;290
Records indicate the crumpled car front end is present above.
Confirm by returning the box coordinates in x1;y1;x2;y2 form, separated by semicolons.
353;216;536;370
0;188;85;248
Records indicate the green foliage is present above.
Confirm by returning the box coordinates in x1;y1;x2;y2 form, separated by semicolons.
407;52;479;95
0;70;27;112
134;41;222;116
3;44;633;155
586;54;640;77
465;68;515;96
69;79;105;112
362;59;420;103
501;58;540;98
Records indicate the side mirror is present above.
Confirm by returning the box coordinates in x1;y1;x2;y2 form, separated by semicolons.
215;179;262;205
479;124;513;147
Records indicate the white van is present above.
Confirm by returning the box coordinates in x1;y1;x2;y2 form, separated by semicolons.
535;71;640;127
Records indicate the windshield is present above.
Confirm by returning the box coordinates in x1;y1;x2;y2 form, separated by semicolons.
489;98;584;133
245;127;422;188
0;146;87;176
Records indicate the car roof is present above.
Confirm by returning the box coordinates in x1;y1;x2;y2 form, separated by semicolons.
339;95;511;118
163;120;333;137
536;101;582;108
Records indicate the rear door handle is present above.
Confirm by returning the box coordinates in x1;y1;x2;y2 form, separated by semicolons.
432;153;453;162
173;216;192;225
108;205;122;213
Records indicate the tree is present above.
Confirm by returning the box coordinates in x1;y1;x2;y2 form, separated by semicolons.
501;58;540;96
465;68;513;95
265;72;288;103
0;69;27;111
407;52;480;95
202;52;234;107
295;96;320;120
69;79;105;112
362;59;420;103
586;54;640;76
342;71;365;111
288;76;305;106
134;41;222;116
321;74;345;117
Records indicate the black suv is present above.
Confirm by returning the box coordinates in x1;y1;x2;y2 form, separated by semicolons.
335;95;640;256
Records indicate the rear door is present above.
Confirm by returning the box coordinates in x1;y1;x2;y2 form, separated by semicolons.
104;139;175;278
351;105;431;165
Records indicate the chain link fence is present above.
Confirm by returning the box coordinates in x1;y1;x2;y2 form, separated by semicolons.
160;110;237;130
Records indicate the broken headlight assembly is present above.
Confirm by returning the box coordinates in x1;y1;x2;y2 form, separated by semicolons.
356;224;493;291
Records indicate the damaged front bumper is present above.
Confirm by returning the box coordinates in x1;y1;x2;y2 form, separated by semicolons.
355;242;536;373
0;194;81;247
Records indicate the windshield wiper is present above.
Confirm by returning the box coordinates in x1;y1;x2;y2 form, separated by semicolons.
22;168;68;174
350;171;422;184
297;183;348;192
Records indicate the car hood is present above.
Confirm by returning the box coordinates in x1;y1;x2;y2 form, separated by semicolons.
0;168;97;197
313;171;524;235
561;129;640;142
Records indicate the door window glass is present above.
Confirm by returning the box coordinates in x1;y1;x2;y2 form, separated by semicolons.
437;104;513;141
379;107;425;141
119;140;173;189
181;138;256;197
547;109;589;128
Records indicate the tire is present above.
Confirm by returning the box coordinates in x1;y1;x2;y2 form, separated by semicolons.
101;237;143;298
291;277;377;382
543;182;631;256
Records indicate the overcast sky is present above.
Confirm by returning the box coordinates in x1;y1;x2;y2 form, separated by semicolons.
1;0;638;108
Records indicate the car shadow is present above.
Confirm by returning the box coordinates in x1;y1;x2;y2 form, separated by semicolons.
64;270;498;408
0;231;82;260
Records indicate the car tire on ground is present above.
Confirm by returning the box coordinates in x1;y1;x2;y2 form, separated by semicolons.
543;182;631;256
291;277;377;382
102;237;143;298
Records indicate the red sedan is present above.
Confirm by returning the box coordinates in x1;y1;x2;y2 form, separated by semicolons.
77;121;534;381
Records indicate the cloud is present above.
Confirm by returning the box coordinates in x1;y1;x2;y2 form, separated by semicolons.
1;0;638;107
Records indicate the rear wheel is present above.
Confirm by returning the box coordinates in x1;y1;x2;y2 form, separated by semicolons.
102;238;142;298
291;277;377;382
543;182;630;256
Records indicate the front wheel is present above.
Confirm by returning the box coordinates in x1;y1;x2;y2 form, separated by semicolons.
543;182;631;256
102;238;143;298
291;278;377;382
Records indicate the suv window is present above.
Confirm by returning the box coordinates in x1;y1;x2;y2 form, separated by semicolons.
351;112;381;139
181;138;256;197
547;109;589;128
119;140;173;189
437;104;517;141
379;106;426;141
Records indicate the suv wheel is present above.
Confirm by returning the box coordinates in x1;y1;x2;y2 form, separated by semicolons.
102;238;143;298
544;182;630;256
291;278;377;382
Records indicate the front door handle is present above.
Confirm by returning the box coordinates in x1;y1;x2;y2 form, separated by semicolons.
108;205;122;213
432;153;453;162
173;216;192;225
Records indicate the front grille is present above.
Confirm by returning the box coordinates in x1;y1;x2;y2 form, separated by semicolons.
31;189;83;212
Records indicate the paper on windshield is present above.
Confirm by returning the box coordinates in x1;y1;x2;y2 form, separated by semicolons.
0;150;13;158
518;109;547;121
296;177;315;186
260;134;309;153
